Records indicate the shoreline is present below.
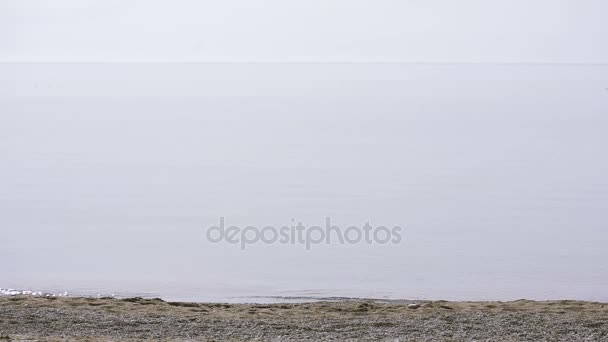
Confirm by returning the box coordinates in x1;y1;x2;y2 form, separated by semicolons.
1;296;607;341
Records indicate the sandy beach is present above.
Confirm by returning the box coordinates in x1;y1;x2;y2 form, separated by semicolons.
1;296;607;341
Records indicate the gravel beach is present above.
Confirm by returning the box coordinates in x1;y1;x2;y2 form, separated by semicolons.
1;296;607;341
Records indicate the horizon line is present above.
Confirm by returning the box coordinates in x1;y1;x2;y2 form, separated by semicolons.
1;61;608;66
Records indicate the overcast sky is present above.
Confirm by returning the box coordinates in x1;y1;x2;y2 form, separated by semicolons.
1;0;607;63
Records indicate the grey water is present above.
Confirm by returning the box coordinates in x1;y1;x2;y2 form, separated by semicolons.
1;63;607;302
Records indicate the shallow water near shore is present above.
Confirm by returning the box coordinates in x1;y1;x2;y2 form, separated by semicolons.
1;63;608;303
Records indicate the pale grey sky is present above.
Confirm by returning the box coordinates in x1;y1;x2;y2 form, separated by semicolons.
0;0;608;63
1;0;607;63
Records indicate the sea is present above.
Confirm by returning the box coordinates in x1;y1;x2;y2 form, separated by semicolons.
1;63;607;302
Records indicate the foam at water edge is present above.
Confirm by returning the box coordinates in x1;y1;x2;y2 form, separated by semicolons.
0;288;68;297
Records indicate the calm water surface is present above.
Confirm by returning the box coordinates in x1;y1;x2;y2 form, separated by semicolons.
1;63;607;302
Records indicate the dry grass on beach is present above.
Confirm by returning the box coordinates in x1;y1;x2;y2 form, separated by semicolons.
1;296;608;341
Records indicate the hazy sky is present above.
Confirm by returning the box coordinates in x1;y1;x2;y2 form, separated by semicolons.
1;0;607;63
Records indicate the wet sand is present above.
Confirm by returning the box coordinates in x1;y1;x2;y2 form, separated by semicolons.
1;296;607;341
